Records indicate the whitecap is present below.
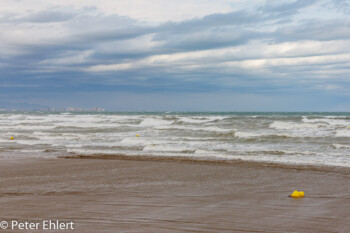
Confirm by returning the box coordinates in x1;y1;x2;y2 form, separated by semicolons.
270;121;324;130
335;130;350;137
235;131;262;138
139;118;173;127
143;144;194;153
302;116;349;127
331;144;350;149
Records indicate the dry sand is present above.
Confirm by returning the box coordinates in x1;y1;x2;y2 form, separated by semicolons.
0;157;349;232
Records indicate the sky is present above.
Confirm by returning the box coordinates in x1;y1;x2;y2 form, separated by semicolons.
0;0;350;111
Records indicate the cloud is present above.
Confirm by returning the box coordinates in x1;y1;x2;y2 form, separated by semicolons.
0;0;350;110
16;8;78;23
258;0;317;17
275;19;350;42
325;0;350;14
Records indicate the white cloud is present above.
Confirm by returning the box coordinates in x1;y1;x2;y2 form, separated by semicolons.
88;63;134;72
0;0;246;23
86;39;350;76
39;50;94;65
230;53;350;69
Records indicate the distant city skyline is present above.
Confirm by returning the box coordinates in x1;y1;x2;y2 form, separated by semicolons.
1;0;350;111
0;105;105;112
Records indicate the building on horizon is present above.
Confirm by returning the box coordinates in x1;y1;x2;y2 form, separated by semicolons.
91;107;105;112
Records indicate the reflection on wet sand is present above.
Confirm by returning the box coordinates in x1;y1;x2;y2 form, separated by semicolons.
0;158;349;232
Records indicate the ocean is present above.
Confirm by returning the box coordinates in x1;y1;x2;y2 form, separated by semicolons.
1;112;350;167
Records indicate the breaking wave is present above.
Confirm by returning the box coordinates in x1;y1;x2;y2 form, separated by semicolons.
1;112;350;168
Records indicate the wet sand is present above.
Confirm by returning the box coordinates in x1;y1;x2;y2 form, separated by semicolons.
0;158;349;232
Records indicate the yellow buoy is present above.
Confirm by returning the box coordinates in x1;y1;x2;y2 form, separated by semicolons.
290;190;300;198
136;134;139;137
10;136;14;140
289;190;305;198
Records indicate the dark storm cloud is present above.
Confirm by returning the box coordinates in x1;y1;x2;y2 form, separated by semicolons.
1;9;269;71
0;1;320;65
1;0;350;111
0;0;339;71
0;6;84;23
19;10;76;23
258;0;317;17
158;10;265;33
275;19;350;42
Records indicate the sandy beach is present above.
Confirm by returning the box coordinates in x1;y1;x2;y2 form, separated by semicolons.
0;157;349;232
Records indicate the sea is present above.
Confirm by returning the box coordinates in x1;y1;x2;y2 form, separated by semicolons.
1;112;350;167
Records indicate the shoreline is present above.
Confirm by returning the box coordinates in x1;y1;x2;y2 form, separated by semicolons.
0;157;349;232
61;153;350;174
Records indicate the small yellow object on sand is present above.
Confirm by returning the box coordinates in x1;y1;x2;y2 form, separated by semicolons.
136;134;139;137
290;190;305;198
10;136;14;140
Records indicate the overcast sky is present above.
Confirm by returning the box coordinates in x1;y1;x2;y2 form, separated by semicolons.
0;0;350;111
